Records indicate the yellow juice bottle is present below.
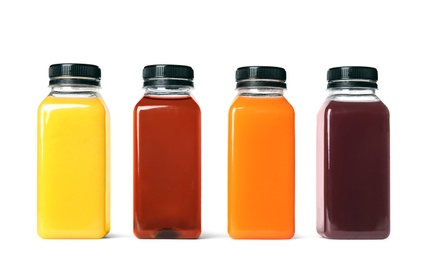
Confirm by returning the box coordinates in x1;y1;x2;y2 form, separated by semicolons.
228;66;295;239
37;64;110;238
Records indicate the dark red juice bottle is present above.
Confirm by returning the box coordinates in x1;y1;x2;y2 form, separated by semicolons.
134;65;201;238
317;66;390;239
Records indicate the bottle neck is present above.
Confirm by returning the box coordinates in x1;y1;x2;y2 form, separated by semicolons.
237;87;285;97
327;87;379;102
49;85;101;98
144;85;193;97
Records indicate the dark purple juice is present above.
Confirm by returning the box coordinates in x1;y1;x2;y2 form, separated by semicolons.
317;100;390;239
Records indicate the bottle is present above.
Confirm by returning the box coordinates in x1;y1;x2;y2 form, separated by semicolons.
317;66;390;239
133;64;201;239
37;63;110;238
228;66;295;239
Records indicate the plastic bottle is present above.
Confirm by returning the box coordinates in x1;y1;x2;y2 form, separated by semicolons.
228;66;295;239
133;64;201;239
317;66;390;239
37;63;110;238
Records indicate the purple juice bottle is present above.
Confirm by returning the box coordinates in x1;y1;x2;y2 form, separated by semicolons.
317;66;390;239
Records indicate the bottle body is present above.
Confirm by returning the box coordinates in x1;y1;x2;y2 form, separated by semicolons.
133;65;201;238
37;88;110;239
228;82;295;239
317;86;390;239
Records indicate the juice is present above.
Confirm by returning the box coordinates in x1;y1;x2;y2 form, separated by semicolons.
37;96;110;238
317;100;390;239
228;95;295;239
133;96;201;239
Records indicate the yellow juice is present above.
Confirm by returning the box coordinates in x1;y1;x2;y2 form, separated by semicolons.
37;96;110;238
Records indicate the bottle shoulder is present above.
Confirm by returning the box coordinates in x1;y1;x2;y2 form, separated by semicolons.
320;99;389;117
38;96;108;112
229;96;294;118
230;96;293;109
134;96;200;112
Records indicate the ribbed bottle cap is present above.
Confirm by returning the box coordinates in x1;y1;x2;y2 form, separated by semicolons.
236;66;286;88
143;64;194;87
49;63;101;86
49;63;101;78
327;66;378;89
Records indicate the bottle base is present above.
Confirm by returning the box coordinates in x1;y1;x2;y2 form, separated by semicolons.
134;227;201;239
38;228;109;239
319;229;390;239
228;229;294;239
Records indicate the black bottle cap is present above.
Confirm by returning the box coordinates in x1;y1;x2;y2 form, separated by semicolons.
49;63;101;86
236;66;286;88
327;66;378;89
143;64;194;87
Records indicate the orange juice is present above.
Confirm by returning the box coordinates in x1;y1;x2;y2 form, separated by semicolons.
228;66;295;239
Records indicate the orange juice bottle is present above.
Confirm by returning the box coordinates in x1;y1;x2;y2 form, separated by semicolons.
228;66;295;239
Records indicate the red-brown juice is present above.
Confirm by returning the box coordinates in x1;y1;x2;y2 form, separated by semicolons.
317;100;390;239
134;96;201;238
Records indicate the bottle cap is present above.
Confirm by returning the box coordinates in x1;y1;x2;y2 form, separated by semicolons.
143;64;194;87
327;66;378;89
49;63;101;86
236;66;286;88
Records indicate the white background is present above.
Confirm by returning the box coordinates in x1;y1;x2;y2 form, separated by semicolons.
0;0;437;259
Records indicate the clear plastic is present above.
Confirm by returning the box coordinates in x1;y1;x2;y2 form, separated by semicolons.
49;85;102;98
236;87;285;97
326;87;380;102
144;85;192;97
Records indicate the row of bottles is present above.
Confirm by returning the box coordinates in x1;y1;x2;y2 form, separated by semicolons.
37;64;390;239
